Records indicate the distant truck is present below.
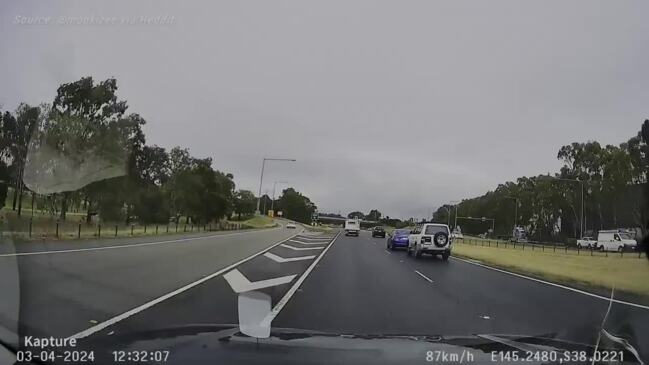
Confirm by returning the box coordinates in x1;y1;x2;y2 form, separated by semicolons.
344;219;361;236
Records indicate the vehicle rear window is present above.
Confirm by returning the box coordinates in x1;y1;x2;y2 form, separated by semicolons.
424;226;448;235
394;229;409;235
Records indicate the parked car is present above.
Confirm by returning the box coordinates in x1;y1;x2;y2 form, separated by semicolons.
386;229;410;250
286;222;297;229
406;223;452;260
576;236;595;249
511;226;528;243
371;226;386;238
344;219;360;236
596;230;638;252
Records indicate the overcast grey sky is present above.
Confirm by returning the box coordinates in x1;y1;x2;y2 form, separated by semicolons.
1;1;648;219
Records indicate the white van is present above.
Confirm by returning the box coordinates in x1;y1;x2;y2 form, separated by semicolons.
344;219;360;236
596;230;638;252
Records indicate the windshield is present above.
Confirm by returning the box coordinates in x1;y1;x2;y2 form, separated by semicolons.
1;2;648;365
425;226;449;235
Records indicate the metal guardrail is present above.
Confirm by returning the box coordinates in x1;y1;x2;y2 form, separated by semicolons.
456;236;647;259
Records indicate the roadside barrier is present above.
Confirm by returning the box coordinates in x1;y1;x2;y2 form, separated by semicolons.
457;237;646;259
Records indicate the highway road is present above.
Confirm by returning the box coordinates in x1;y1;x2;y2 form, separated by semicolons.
1;224;648;363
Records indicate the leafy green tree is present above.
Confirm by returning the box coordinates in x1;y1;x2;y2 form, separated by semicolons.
136;145;170;186
38;77;133;221
233;190;256;220
347;211;365;219
277;188;317;224
366;209;382;221
172;158;234;224
0;105;42;216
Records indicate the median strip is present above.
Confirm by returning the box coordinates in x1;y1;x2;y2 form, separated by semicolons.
67;228;305;339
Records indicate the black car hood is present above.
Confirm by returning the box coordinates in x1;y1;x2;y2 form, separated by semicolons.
65;325;642;365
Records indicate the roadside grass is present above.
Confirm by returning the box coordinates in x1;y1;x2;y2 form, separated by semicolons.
231;215;276;229
305;224;335;233
452;242;649;301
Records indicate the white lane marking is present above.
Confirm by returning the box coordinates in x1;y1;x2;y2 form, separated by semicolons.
263;252;316;263
223;269;296;293
67;229;305;339
280;243;323;251
414;270;434;283
288;239;327;246
384;250;392;255
451;256;649;311
0;227;282;257
372;242;377;245
262;232;341;326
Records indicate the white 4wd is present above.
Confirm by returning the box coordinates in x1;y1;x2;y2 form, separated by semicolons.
407;223;452;261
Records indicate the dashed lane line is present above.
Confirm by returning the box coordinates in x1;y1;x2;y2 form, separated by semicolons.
414;270;434;283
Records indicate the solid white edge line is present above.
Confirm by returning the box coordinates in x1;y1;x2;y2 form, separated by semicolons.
67;228;305;339
0;226;283;257
450;256;649;311
384;250;392;255
414;270;434;283
262;231;342;326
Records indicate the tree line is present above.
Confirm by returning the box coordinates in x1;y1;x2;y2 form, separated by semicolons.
433;121;649;241
0;77;317;226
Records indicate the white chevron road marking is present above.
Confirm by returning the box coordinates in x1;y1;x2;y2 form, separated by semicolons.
223;269;296;293
263;252;316;263
279;243;324;251
288;239;328;245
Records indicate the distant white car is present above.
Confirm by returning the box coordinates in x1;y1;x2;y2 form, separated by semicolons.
286;222;297;229
596;230;637;252
576;237;595;249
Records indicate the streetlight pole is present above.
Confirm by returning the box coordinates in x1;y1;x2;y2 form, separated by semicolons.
505;196;519;233
450;200;460;231
256;158;296;214
271;181;288;211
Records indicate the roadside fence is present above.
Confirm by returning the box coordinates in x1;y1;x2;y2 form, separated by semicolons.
456;236;647;259
1;218;245;240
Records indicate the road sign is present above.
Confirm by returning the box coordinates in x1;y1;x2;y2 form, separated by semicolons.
268;210;274;218
277;211;283;217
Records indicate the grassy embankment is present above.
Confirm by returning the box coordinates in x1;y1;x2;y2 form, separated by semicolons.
453;239;649;301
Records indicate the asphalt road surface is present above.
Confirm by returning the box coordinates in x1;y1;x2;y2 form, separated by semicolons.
2;226;649;362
